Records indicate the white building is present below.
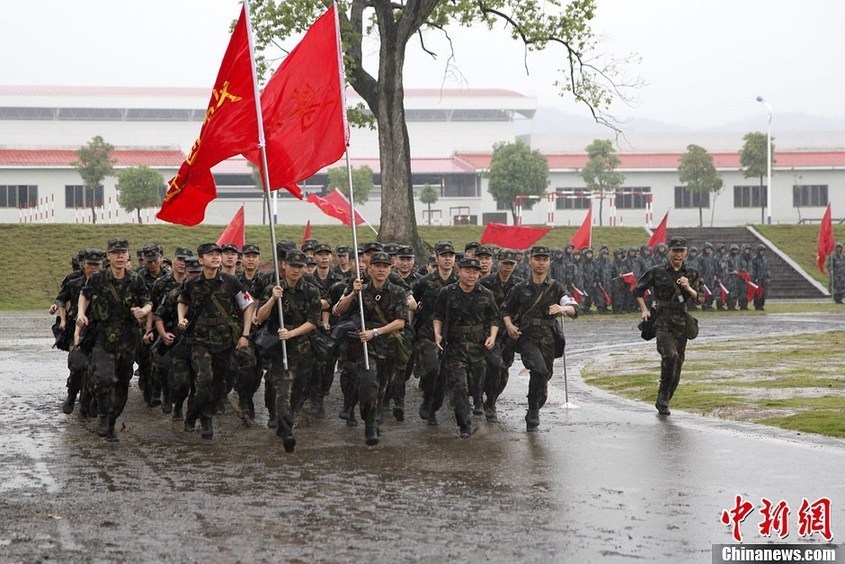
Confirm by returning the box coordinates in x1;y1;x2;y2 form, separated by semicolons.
1;85;843;227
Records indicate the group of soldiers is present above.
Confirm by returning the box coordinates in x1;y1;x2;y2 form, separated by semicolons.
545;241;772;314
51;237;579;449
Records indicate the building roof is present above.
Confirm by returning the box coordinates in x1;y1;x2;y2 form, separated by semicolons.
0;149;186;168
212;156;478;176
455;151;845;171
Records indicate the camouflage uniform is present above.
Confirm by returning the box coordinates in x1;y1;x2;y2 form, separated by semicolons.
633;243;703;415
154;284;195;424
178;267;251;436
750;245;771;310
827;244;845;303
56;259;95;416
480;264;522;420
724;245;744;310
698;244;719;310
137;257;169;406
261;269;321;447
501;256;568;431
434;270;499;435
81;260;151;440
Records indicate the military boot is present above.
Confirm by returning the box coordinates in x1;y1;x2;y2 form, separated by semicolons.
171;401;184;422
88;396;98;418
105;417;118;442
484;403;498;423
655;388;671;415
364;423;379;446
525;408;540;432
96;413;110;437
418;398;430;420
161;388;172;414
62;391;77;414
427;408;439;427
200;417;213;439
267;405;278;429
472;399;484;416
310;390;325;419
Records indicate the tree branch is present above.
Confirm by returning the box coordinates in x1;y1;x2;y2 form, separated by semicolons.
342;0;379;113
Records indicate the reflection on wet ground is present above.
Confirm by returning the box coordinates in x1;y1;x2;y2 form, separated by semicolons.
1;311;843;562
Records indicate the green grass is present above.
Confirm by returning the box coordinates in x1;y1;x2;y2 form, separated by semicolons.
582;331;845;438
0;224;647;310
756;224;845;286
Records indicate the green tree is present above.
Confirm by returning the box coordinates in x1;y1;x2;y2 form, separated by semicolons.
487;140;549;222
327;165;374;204
419;183;439;225
73;136;115;225
251;1;633;248
115;165;165;224
580;139;624;226
740;131;775;224
677;144;723;228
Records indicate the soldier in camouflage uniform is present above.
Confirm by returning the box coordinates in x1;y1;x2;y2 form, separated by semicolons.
502;246;577;432
827;243;845;303
610;247;627;314
137;245;169;407
724;244;742;310
698;243;719;310
335;251;409;445
480;249;522;421
593;246;612;314
253;250;320;453
177;243;256;440
76;238;152;441
232;243;262;419
412;241;458;425
385;245;421;421
750;244;771;310
634;237;703;416
56;249;103;416
305;242;342;418
433;257;499;438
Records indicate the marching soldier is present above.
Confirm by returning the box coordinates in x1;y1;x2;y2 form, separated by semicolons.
502;246;577;432
137;245;168;407
433;257;499;438
76;238;153;442
827;242;845;303
634;237;703;416
177;243;256;440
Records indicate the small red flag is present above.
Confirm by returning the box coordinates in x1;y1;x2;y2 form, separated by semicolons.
572;286;586;304
480;223;551;249
301;220;312;245
307;189;365;226
817;203;835;273
244;5;347;198
216;205;245;249
702;283;712;298
157;7;257;226
569;205;592;250
601;286;612;306
747;280;761;302
719;282;730;303
648;211;669;247
621;272;637;292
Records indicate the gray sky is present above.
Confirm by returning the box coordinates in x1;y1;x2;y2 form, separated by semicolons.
4;0;844;129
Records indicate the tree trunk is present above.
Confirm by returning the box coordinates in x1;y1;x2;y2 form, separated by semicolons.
699;202;704;228
89;194;97;225
137;208;143;225
427;202;431;225
598;194;604;227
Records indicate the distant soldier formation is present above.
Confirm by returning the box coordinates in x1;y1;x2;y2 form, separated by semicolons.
50;235;777;447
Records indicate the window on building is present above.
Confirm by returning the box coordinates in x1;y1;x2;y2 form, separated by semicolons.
554;189;591;210
615;187;651;209
0;185;38;208
733;185;767;208
793;184;828;207
65;185;104;208
674;186;710;209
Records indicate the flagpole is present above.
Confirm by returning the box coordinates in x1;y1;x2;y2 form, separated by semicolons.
243;0;289;370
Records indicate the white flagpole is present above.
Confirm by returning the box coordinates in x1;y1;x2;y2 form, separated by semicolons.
242;0;288;370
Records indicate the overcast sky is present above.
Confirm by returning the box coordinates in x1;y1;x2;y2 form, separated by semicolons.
4;0;843;129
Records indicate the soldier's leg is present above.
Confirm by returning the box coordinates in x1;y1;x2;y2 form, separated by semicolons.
655;329;681;415
90;344;116;438
137;339;157;406
104;351;135;440
482;344;503;421
668;335;687;401
415;339;439;420
445;356;472;436
152;350;172;414
233;344;257;419
518;337;552;432
467;354;485;416
308;354;327;418
64;350;87;414
191;345;216;438
270;352;296;452
357;353;380;444
170;352;191;422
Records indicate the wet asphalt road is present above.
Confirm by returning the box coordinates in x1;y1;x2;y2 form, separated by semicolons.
1;310;843;562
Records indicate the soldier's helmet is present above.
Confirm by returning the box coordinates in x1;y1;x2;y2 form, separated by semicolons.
741;244;751;251
837;242;844;249
730;243;740;251
756;244;766;251
703;242;714;250
688;246;699;254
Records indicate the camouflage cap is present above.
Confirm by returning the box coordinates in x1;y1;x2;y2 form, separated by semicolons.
300;240;316;252
197;242;222;256
369;251;392;265
475;246;494;257
383;243;399;255
142;245;161;260
173;246;193;259
497;250;518;263
107;238;130;252
84;249;105;264
284;250;308;266
459;257;481;269
185;257;203;272
529;245;551;257
435;241;455;255
361;241;384;254
397;245;415;258
220;243;240;253
242;243;260;255
668;237;687;250
314;242;333;254
306;255;317;266
464;241;481;252
335;245;350;256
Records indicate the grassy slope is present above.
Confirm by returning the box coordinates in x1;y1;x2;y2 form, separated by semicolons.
0;224;648;310
756;224;845;286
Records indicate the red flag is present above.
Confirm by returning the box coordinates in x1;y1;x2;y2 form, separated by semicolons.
244;5;347;198
301;220;312;245
747;280;760;302
216;205;245;249
817;203;835;273
480;223;550;249
648;211;669;247
572;286;586;303
157;7;257;226
307;189;365;226
702;284;712;298
621;272;637;292
569;205;592;250
600;286;612;306
719;282;730;303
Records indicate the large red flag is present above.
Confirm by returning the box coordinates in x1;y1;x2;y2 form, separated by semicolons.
244;5;347;198
157;7;257;226
648;210;669;247
480;223;551;249
817;203;835;273
216;205;245;249
307;189;365;226
569;205;592;250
